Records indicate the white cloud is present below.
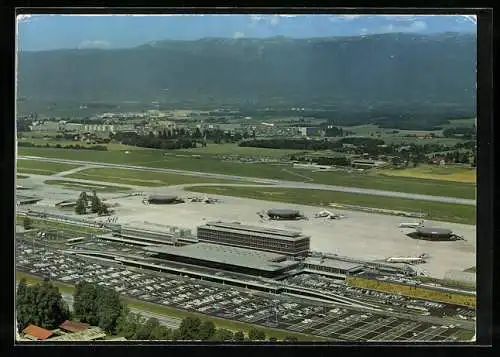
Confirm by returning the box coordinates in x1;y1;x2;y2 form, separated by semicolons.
383;20;427;33
462;15;477;24
16;14;32;22
233;31;245;39
329;15;364;22
77;40;111;49
360;28;368;35
249;14;284;26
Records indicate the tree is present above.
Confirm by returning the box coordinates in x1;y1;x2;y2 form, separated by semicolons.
150;325;172;340
23;216;33;230
16;279;70;332
268;336;278;342
234;330;245;341
179;316;202;340
134;317;159;340
75;198;86;215
248;327;266;341
199;320;216;340
116;311;141;339
213;328;234;341
90;191;100;213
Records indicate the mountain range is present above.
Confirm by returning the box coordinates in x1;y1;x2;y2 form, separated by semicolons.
17;32;476;120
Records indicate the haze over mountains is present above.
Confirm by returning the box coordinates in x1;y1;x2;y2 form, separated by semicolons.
18;32;476;111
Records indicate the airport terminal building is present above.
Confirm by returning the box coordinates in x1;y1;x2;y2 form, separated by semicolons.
197;221;310;257
144;242;300;278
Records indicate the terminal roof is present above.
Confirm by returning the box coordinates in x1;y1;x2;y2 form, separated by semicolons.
145;242;298;272
304;257;363;272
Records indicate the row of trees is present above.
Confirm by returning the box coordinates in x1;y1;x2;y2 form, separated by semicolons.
18;141;108;151
75;191;109;216
17;277;302;341
16;278;70;332
442;125;476;140
73;281;299;341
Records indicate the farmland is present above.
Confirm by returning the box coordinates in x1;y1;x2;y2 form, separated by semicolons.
379;165;476;184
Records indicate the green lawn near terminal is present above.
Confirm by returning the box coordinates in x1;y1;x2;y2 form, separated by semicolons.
17;159;81;176
65;167;243;187
15;271;327;342
16;216;107;234
44;179;131;192
17;174;29;179
187;186;476;225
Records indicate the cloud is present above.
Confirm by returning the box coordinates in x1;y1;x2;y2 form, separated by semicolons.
329;15;363;22
249;15;282;26
383;20;427;33
77;40;111;49
233;31;245;39
16;14;33;23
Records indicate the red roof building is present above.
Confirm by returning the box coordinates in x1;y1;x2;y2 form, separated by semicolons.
59;320;90;333
22;324;54;340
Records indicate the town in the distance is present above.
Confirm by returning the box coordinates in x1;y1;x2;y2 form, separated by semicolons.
15;13;477;343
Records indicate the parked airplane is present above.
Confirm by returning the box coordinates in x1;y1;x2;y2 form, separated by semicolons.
398;220;425;228
314;210;346;219
385;253;429;264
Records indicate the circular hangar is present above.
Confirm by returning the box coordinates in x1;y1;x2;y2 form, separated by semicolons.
266;208;302;220
414;227;453;240
146;195;183;204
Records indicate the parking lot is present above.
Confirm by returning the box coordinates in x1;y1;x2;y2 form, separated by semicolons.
284;273;475;321
16;239;473;341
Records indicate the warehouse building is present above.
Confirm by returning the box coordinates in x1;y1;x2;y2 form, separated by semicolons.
144;242;300;278
197;221;310;256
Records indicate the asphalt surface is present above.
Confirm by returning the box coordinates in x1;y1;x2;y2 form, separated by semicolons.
18;156;476;206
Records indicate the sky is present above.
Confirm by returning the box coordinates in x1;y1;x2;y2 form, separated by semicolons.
16;14;477;51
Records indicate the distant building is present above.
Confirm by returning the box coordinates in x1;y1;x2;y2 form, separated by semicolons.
297;127;324;137
351;159;388;169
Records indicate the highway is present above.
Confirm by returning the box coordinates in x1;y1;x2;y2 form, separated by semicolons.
18;156;476;206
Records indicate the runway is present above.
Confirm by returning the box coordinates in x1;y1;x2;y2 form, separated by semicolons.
18;156;476;206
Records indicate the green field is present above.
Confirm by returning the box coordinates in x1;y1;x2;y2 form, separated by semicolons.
44;179;131;192
65;168;242;187
17;159;81;176
174;143;304;158
18;147;475;199
186;186;476;225
17;174;29;179
15;271;327;341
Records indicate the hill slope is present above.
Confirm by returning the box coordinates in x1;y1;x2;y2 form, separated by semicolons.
17;33;476;113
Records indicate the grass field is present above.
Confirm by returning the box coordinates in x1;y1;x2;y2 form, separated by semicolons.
17;174;29;179
17;159;81;176
44;179;131;192
15;271;327;341
174;143;304;158
186;186;476;225
379;165;476;184
18;147;475;199
65;168;242;187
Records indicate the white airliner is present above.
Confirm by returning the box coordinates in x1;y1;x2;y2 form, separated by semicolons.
314;210;345;219
385;253;429;264
398;220;425;228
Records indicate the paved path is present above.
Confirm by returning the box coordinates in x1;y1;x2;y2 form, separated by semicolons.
18;156;476;205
